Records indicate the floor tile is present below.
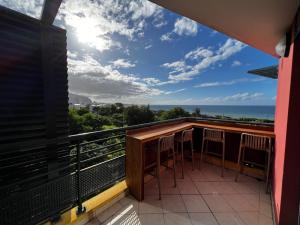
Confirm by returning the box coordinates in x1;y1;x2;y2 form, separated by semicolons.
214;212;246;225
85;218;101;225
189;212;219;225
231;181;261;194
139;214;165;225
139;196;163;214
259;201;272;218
194;182;219;194
259;213;274;225
177;180;199;194
108;209;140;225
119;195;139;212
96;202;122;223
162;195;186;213
187;169;207;182
238;212;259;225
164;213;192;225
161;178;180;195
202;194;233;212
222;194;259;212
182;195;210;212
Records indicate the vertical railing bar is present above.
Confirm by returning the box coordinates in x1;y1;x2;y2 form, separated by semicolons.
76;141;86;215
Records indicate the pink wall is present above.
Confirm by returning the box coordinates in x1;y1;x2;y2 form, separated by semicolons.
274;32;300;225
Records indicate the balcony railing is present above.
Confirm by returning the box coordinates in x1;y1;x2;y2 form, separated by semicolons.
0;117;274;225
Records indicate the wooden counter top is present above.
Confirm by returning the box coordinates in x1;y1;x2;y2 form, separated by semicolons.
127;121;275;142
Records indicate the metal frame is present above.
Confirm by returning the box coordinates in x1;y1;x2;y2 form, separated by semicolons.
175;128;195;179
200;128;226;177
235;133;272;192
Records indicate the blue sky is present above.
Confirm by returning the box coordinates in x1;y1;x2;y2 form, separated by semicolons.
0;0;278;105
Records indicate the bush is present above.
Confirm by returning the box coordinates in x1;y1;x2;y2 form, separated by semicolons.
125;105;155;125
159;107;191;120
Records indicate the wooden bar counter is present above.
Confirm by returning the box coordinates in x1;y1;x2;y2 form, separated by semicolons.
126;120;274;201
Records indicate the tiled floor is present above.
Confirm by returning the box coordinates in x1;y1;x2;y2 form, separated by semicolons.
85;161;274;225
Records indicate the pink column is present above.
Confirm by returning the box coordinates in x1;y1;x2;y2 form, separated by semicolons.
274;30;300;224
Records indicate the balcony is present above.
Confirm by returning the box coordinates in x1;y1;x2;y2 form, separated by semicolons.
1;117;275;225
85;160;274;225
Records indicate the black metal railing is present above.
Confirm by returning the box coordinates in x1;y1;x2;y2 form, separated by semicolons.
0;117;274;225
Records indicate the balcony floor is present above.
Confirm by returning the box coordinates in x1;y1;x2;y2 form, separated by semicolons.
85;161;274;225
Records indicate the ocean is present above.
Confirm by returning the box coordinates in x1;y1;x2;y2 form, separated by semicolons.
149;105;275;120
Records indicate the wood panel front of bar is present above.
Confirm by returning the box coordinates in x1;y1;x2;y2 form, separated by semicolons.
126;121;274;201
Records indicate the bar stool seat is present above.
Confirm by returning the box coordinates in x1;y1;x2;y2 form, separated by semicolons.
175;128;195;178
200;128;225;177
235;133;272;192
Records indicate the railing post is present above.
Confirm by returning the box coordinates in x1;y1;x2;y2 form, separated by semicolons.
76;142;86;215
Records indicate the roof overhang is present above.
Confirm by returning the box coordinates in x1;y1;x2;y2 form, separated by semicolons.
248;65;278;79
150;0;300;57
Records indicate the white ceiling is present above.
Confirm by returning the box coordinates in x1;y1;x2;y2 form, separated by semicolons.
150;0;300;57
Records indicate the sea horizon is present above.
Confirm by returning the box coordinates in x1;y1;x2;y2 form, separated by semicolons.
149;104;275;120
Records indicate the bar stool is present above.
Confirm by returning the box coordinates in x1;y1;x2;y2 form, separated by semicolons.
235;133;272;192
175;128;195;179
200;128;226;177
156;134;177;200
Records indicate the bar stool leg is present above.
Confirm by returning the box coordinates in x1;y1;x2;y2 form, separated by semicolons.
200;139;205;170
235;145;242;182
181;140;184;179
221;140;225;177
266;149;271;193
191;140;195;171
172;147;177;187
156;150;162;200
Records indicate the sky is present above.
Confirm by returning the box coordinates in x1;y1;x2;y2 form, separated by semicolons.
0;0;278;105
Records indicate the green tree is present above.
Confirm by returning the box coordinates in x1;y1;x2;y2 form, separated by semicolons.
125;105;155;125
192;107;201;117
159;107;191;120
77;106;90;116
69;108;84;134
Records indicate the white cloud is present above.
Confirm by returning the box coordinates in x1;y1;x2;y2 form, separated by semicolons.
143;77;161;85
185;47;214;60
163;38;246;82
201;92;264;104
174;17;198;36
68;54;162;98
210;30;218;36
194;78;265;88
0;0;43;18
164;88;186;95
160;32;173;42
145;44;152;50
57;0;165;51
67;54;181;102
129;0;162;21
160;17;198;42
110;59;136;69
232;60;242;67
153;21;168;28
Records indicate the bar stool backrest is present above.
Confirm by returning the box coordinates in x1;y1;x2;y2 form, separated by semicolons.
158;134;175;153
241;133;271;151
203;128;224;142
182;128;194;142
